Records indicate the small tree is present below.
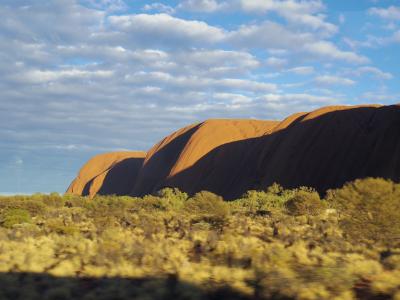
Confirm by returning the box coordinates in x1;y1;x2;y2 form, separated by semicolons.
328;178;400;247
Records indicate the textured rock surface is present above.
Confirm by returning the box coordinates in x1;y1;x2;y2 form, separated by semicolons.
252;104;400;195
131;119;278;196
132;104;400;199
67;104;400;199
66;152;146;198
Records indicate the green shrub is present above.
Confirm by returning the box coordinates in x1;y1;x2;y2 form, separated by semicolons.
156;187;188;210
234;183;296;214
61;194;87;207
93;216;119;233
84;196;133;217
41;192;65;207
46;219;79;235
184;191;230;224
0;208;32;228
19;200;47;215
0;196;47;215
131;195;165;211
285;189;326;216
328;178;400;247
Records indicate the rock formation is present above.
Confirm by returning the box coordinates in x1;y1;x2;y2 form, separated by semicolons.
66;151;146;198
67;104;400;199
131;119;278;196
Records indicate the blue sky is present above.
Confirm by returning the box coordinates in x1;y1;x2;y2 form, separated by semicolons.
0;0;399;194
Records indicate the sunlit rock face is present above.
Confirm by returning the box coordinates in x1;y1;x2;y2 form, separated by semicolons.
131;119;278;198
66;152;146;198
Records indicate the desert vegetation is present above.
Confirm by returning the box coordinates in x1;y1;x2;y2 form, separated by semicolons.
0;178;399;300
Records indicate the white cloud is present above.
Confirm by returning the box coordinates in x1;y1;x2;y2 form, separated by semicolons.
213;92;252;104
17;68;114;83
83;0;128;12
279;11;337;35
314;75;356;86
268;49;288;56
0;2;104;43
53;46;259;76
258;93;340;116
164;103;203;112
164;91;340;116
54;144;79;150
261;93;337;104
369;6;400;21
266;57;288;68
362;91;399;102
177;0;337;35
391;30;400;42
345;30;400;48
176;50;260;70
124;71;277;93
343;37;365;50
230;22;366;63
239;0;324;14
15;8;360;66
143;3;175;14
219;78;277;92
381;30;400;44
238;0;336;35
229;21;314;48
302;41;369;64
108;13;226;45
287;66;315;75
178;0;228;12
56;45;172;67
354;66;393;80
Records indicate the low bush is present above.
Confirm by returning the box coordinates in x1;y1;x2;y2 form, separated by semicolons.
46;219;79;235
285;188;326;216
0;196;47;215
233;183;295;214
0;208;32;228
327;178;400;247
156;187;188;210
184;191;230;225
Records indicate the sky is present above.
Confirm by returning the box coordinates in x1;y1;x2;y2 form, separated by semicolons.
0;0;399;194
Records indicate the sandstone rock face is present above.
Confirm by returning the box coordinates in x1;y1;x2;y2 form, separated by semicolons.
253;104;400;195
132;104;400;199
67;104;400;199
66;152;146;198
131;119;278;197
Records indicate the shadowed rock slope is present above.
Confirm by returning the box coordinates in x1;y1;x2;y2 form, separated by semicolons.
67;104;400;199
66;152;146;198
252;104;400;194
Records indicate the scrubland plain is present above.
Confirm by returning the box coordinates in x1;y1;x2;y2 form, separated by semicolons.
1;178;400;300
